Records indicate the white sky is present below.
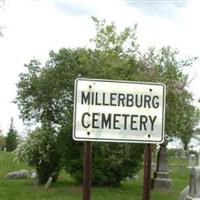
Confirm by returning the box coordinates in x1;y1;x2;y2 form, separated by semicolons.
0;0;200;140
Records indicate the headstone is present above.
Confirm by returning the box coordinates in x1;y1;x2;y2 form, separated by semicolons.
186;167;200;199
177;186;189;200
180;149;188;159
152;144;171;191
156;145;168;172
175;150;180;159
188;154;197;168
197;153;200;167
31;171;39;186
5;169;29;180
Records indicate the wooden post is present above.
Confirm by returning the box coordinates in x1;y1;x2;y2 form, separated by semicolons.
143;144;152;200
83;141;92;200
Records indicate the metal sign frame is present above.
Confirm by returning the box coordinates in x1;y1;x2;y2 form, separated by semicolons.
73;78;166;144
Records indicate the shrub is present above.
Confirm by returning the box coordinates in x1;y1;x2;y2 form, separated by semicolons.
59;126;144;186
14;127;61;184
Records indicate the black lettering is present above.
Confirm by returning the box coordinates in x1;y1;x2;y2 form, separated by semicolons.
95;92;101;105
131;115;138;130
110;93;117;106
144;95;151;108
92;112;100;128
126;94;134;107
140;115;148;131
122;114;129;129
149;115;157;131
101;113;112;129
113;114;121;129
135;95;143;108
102;93;109;106
81;112;90;128
118;93;125;106
152;96;159;108
81;92;90;105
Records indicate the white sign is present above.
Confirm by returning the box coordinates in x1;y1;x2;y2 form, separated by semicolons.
73;78;166;144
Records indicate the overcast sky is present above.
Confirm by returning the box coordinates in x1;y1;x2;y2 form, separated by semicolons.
0;0;200;139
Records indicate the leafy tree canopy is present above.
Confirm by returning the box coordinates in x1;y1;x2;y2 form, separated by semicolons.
0;130;6;150
15;17;199;184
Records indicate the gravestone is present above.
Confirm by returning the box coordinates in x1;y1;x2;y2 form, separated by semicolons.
197;153;200;166
188;154;197;168
175;150;180;159
152;144;171;191
5;169;29;180
177;186;189;200
31;171;39;186
180;149;188;159
186;167;200;199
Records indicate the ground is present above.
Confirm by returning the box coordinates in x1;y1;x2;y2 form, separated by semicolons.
0;151;189;200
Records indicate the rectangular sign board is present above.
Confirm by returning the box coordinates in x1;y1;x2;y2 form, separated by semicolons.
73;78;166;144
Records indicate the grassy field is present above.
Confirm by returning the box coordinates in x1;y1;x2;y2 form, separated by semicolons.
0;151;189;200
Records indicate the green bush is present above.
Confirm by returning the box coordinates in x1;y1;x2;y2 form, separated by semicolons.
92;143;144;186
59;126;144;186
14;127;61;184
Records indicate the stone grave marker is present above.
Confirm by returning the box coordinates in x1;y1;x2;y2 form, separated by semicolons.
188;154;197;168
186;167;200;199
152;144;171;191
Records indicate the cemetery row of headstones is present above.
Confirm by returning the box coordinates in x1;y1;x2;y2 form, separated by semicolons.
178;151;200;200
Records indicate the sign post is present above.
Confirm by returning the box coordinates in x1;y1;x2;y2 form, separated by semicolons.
73;78;166;200
83;141;92;200
143;144;152;200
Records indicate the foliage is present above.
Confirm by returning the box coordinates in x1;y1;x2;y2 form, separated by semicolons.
59;126;144;186
14;127;61;184
15;17;199;185
15;18;147;185
175;91;200;150
141;47;199;141
6;118;18;152
0;132;6;150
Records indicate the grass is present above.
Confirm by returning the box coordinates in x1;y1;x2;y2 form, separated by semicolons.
0;151;189;200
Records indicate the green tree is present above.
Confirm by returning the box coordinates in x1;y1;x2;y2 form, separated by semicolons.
15;17;199;185
14;127;61;184
15;19;146;185
0;130;6;151
142;47;200;148
6;118;18;151
175;92;200;150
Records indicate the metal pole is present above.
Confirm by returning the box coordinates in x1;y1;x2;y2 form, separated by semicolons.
83;141;92;200
143;144;152;200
